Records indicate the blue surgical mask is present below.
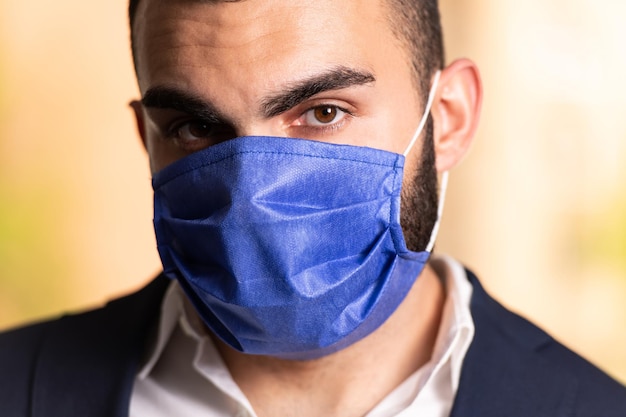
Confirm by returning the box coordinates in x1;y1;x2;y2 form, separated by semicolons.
152;72;445;360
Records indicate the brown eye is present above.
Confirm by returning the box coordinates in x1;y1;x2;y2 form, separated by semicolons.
182;121;213;139
313;106;338;124
300;105;349;129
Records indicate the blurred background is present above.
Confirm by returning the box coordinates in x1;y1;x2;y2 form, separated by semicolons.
0;0;625;383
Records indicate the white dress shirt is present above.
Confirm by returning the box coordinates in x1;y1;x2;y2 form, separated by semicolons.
130;254;474;417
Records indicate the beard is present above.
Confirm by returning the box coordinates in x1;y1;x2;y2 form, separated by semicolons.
400;116;439;252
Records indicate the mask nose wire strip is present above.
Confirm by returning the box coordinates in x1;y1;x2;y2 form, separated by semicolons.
403;70;442;158
425;170;448;253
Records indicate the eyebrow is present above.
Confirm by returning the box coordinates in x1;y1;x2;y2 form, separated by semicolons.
261;66;375;117
141;87;225;124
141;66;376;121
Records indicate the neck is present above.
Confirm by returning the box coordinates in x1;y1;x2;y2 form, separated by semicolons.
213;263;446;417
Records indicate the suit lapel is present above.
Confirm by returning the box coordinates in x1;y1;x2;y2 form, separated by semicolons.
31;275;170;417
449;270;578;417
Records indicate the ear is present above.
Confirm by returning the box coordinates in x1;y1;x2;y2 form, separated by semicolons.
431;59;483;172
129;100;148;151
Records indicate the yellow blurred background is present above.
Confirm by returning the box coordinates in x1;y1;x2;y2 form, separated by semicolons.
1;0;625;383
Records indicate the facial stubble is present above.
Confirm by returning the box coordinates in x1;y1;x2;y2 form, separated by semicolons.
400;117;439;253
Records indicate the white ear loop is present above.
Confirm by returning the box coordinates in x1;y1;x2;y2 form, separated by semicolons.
400;70;447;253
403;70;442;157
425;170;448;253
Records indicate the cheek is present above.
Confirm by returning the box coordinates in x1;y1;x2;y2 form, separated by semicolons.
344;86;422;155
367;82;423;155
402;143;423;185
145;133;190;174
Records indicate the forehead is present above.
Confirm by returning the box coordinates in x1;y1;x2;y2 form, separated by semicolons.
132;0;409;92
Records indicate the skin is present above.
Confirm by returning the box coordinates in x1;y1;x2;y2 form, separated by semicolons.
131;0;482;415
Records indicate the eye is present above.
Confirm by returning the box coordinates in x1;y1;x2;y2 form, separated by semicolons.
166;119;235;151
176;120;215;141
303;105;348;126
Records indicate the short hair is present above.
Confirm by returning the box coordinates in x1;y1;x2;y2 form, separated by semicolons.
128;0;444;97
384;0;445;96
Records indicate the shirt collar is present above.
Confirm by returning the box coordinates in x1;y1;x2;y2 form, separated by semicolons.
137;281;184;380
137;254;475;416
365;254;475;416
429;253;475;393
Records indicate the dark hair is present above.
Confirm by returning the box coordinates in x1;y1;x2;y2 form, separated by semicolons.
384;0;445;96
128;0;444;94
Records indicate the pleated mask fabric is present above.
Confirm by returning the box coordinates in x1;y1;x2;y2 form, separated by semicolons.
152;136;431;359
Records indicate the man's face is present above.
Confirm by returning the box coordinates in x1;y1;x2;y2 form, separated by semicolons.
132;0;439;251
132;0;427;175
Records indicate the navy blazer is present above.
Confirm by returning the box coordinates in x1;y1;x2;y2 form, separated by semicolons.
1;270;625;416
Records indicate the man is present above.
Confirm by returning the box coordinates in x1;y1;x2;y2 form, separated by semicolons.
1;0;625;416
